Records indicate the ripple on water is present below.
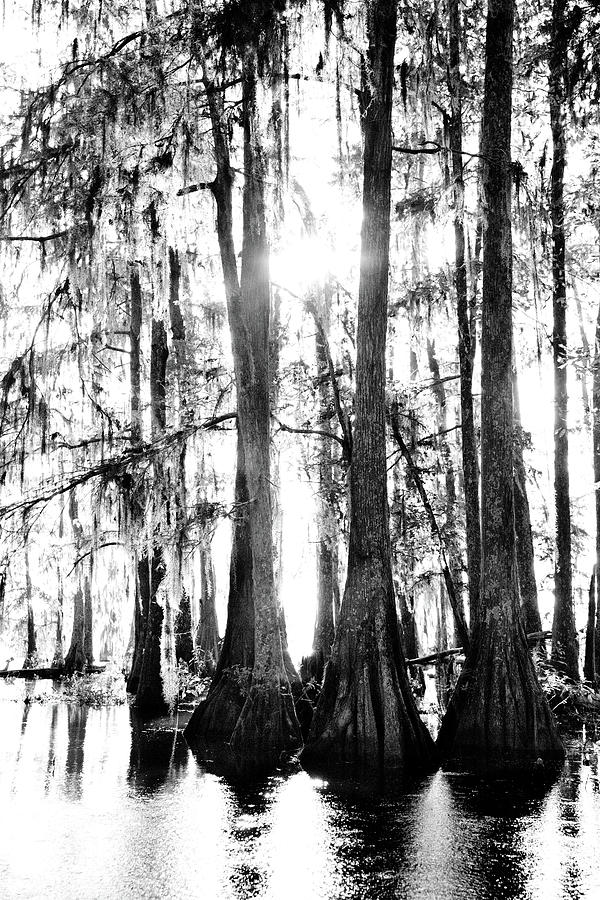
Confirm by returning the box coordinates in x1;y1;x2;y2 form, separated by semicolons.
1;694;600;899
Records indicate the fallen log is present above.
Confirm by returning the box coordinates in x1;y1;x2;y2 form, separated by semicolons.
0;664;106;680
407;631;553;667
407;648;464;666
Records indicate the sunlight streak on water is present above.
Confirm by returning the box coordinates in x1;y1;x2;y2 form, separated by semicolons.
1;697;600;899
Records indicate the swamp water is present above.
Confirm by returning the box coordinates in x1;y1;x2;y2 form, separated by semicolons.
1;680;600;900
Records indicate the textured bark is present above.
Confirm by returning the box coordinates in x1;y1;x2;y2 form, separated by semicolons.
186;440;254;743
23;540;38;669
593;296;600;680
185;63;253;748
194;544;220;667
126;554;148;694
584;570;596;682
550;0;579;680
303;0;435;772
64;491;86;674
135;549;167;716
83;568;93;666
126;269;144;692
304;287;338;683
64;584;85;674
52;572;64;668
226;47;301;769
512;363;544;645
436;0;563;774
129;267;143;444
135;317;169;716
448;0;481;631
427;338;464;647
186;50;300;767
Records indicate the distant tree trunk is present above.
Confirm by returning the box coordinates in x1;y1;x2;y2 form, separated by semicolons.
52;570;64;667
225;46;301;769
127;554;148;693
427;337;463;646
23;540;37;668
584;570;596;682
448;0;481;631
303;0;435;771
135;318;169;716
83;565;94;666
593;293;600;681
436;0;563;773
303;286;338;684
574;279;591;429
512;361;544;648
126;268;145;693
550;0;579;680
185;64;255;747
65;491;87;674
195;544;220;669
186;53;300;762
175;590;194;665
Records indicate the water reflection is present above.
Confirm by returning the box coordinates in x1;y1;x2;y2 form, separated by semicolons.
0;693;600;899
128;710;189;793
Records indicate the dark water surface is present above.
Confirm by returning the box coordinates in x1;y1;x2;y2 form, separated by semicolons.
1;684;600;899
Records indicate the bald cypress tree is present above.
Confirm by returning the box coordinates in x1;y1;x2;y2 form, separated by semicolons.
436;0;563;774
302;0;436;772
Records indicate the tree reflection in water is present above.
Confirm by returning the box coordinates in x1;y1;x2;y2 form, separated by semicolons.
0;698;600;899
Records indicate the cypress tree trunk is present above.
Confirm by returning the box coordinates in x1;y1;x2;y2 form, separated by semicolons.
52;570;64;668
175;590;194;665
584;570;595;682
135;318;169;716
126;268;146;694
83;565;94;666
302;0;435;772
23;540;37;669
195;544;220;669
65;491;86;674
427;338;463;646
436;0;563;774
127;554;149;693
186;51;300;762
226;46;301;769
303;287;338;683
594;294;600;681
449;0;481;631
550;0;579;679
185;63;255;747
512;362;544;645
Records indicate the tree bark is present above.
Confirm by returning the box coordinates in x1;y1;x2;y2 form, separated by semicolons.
194;543;220;669
584;570;596;682
135;317;169;716
185;61;255;747
593;294;600;679
550;0;579;680
64;491;86;674
126;268;145;693
512;361;544;647
175;589;194;666
226;46;301;770
23;540;37;669
303;284;338;684
186;47;301;768
302;0;435;772
448;0;481;631
427;337;464;647
436;0;563;774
